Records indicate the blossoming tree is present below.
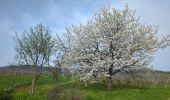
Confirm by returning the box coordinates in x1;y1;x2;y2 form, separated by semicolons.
62;5;170;89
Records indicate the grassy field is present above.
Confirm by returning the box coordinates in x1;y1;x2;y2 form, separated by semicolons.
0;74;170;100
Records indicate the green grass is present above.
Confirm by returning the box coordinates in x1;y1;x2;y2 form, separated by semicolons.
1;74;170;100
81;87;170;100
0;74;54;100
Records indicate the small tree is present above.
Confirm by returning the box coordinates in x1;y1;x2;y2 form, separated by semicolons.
48;60;62;82
14;24;55;95
62;5;170;89
48;34;65;84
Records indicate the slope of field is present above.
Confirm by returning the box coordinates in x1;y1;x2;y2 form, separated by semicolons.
0;74;53;99
0;66;49;74
1;73;170;100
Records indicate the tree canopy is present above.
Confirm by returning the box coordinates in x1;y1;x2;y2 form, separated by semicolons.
61;5;170;88
14;24;56;95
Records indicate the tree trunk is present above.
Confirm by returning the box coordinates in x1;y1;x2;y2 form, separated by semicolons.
107;66;113;90
107;76;113;90
29;70;36;96
53;72;56;80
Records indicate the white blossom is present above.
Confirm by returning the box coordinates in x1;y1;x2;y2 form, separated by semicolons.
61;4;170;84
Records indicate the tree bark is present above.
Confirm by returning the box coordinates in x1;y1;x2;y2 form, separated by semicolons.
29;69;36;96
106;66;113;90
107;76;113;90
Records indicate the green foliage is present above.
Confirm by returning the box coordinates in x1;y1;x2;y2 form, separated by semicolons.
14;23;55;67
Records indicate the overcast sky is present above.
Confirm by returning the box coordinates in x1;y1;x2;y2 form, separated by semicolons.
0;0;170;71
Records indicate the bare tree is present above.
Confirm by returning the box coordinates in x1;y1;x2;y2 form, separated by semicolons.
47;33;67;86
62;4;170;89
14;24;55;95
48;61;61;82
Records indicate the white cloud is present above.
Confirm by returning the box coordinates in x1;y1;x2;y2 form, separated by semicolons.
0;16;16;66
0;16;15;36
0;0;170;70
